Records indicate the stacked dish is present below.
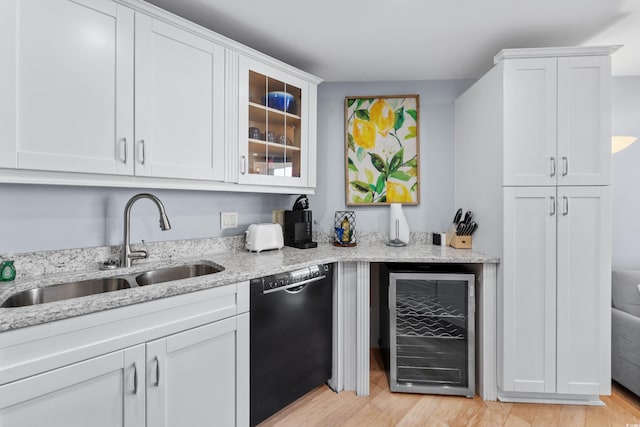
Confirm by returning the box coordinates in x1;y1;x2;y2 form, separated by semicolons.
262;91;296;114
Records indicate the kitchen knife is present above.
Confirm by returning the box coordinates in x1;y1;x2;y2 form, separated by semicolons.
462;222;475;236
468;222;478;235
462;211;473;224
453;208;463;224
459;223;468;235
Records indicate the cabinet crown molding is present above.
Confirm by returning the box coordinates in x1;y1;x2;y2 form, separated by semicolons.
115;0;323;84
494;45;622;64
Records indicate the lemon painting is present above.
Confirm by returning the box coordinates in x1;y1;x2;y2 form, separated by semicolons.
345;95;419;205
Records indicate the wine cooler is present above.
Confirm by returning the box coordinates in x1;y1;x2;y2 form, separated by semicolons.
380;265;475;397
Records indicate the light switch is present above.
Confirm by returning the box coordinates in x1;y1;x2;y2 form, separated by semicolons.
220;212;238;229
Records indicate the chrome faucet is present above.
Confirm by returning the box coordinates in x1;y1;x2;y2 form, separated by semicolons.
122;193;171;268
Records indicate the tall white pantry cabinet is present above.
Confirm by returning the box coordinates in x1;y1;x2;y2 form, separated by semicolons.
454;46;619;404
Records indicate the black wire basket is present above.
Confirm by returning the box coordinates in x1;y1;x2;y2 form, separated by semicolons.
334;211;357;247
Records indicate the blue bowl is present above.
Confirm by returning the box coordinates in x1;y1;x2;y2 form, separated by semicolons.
263;91;296;114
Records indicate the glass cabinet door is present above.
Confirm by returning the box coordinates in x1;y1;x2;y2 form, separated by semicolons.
238;56;314;188
247;71;301;178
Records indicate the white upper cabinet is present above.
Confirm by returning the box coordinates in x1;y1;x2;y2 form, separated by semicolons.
1;0;134;175
503;53;613;186
556;56;612;186
236;56;318;189
503;57;557;186
0;0;321;192
134;13;225;181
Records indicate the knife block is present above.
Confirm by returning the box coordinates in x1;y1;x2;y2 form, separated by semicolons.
446;224;472;248
450;235;472;249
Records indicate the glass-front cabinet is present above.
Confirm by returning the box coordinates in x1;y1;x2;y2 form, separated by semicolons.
238;57;317;188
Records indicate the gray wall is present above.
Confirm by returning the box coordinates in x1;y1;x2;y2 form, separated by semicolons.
0;185;292;253
612;76;640;270
310;80;475;237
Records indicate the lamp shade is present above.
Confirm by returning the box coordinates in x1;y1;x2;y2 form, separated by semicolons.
612;136;638;154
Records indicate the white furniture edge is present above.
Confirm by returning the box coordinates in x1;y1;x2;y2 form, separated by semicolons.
497;392;604;406
494;45;622;64
0;168;315;195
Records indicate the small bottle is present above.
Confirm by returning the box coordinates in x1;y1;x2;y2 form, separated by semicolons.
0;260;16;282
341;217;350;243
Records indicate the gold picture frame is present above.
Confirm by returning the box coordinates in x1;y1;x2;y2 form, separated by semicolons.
344;95;420;205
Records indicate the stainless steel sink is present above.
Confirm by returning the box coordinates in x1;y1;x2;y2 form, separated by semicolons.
0;262;224;308
0;277;131;308
135;263;223;286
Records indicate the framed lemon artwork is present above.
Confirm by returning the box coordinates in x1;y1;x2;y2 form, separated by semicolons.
344;95;420;205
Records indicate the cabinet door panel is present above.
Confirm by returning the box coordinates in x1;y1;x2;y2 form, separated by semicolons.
147;316;245;427
503;58;557;186
556;186;611;395
238;56;310;188
0;0;18;168
13;0;134;175
557;56;611;186
135;14;225;181
501;187;557;393
0;347;144;427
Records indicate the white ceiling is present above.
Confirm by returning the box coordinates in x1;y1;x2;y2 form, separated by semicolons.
145;0;640;82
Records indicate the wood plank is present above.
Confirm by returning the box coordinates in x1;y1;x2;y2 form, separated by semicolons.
259;350;640;427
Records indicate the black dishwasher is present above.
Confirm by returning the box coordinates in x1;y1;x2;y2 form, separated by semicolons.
250;264;333;426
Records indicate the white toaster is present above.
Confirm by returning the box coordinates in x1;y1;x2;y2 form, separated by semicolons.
245;223;284;253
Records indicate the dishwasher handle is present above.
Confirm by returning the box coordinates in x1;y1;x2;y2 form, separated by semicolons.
263;275;327;295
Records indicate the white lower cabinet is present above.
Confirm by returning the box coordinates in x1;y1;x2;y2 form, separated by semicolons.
0;345;145;427
146;314;249;427
500;186;611;400
0;283;250;426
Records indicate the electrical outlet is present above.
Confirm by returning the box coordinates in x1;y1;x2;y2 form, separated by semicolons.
272;210;284;226
220;212;238;229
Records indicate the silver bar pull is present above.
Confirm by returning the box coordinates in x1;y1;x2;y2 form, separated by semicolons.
132;362;138;395
240;155;246;175
154;356;160;387
122;138;128;164
550;196;556;216
550;157;556;177
563;196;569;216
139;140;146;165
562;156;568;176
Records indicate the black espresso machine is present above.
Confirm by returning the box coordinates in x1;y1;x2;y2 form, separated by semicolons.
284;195;317;249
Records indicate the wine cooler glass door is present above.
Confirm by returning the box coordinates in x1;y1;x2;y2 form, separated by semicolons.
389;272;475;396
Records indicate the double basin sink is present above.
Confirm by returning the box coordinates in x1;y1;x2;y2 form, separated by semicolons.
1;262;224;308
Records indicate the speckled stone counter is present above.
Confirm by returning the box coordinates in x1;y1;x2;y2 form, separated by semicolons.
0;236;498;332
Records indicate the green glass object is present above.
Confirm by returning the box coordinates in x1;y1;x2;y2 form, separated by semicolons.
0;260;16;282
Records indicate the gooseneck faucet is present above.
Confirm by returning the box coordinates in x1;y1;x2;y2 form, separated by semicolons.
122;193;171;268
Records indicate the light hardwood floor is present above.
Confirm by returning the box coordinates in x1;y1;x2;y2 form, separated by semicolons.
259;349;640;427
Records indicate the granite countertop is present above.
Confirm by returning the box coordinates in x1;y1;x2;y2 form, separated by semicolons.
0;239;498;332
